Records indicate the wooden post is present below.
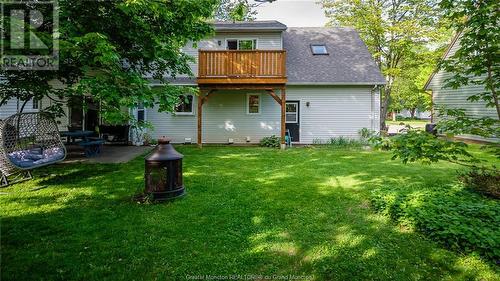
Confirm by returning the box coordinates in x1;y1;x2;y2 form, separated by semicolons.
197;93;203;148
281;87;286;149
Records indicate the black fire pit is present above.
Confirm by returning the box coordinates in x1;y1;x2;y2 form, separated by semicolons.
144;137;185;202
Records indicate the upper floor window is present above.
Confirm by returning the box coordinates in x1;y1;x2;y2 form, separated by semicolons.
311;44;328;55
175;95;194;115
226;39;257;50
246;94;261;114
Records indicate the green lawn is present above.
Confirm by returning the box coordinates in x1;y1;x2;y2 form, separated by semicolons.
1;146;498;280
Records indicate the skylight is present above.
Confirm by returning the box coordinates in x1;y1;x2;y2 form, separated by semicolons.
311;44;328;55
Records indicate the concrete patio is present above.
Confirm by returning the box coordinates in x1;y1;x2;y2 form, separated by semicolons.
64;145;153;164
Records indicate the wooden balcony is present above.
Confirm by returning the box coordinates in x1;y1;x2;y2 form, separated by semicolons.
197;50;287;85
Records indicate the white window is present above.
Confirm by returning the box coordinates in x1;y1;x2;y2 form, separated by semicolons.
32;98;40;110
137;103;145;122
285;102;298;123
175;95;194;115
311;44;328;55
226;39;257;50
246;94;261;114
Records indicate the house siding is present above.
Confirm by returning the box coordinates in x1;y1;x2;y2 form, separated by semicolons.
145;104;198;144
202;91;280;144
426;37;498;142
286;86;378;143
427;38;497;120
0;98;38;119
145;85;379;144
40;96;70;131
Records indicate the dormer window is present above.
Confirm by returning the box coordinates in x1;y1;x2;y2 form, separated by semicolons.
311;44;328;55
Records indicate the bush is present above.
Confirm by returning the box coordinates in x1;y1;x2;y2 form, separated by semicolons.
326;137;364;148
459;168;500;199
370;184;500;262
395;116;422;121
259;135;281;148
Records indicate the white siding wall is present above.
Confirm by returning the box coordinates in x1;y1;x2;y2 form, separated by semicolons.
287;86;378;143
0;99;19;119
146;104;198;144
181;32;283;78
40;96;69;131
146;86;380;144
428;39;497;120
202;91;280;144
0;98;37;119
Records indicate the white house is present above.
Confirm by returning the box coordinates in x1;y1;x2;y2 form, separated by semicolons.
1;21;385;146
425;33;498;142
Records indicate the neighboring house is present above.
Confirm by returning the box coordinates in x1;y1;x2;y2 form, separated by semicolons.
424;33;498;142
396;109;431;120
1;21;385;146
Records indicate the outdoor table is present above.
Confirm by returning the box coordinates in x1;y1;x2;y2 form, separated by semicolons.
60;130;94;144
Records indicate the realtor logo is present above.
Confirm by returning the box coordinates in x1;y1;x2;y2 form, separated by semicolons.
1;0;59;70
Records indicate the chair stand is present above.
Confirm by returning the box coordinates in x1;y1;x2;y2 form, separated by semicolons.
1;171;33;188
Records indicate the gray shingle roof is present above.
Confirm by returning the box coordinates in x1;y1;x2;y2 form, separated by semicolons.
214;20;287;32
284;27;386;85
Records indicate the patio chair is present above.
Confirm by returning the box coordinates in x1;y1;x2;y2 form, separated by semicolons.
285;129;292;147
0;112;66;187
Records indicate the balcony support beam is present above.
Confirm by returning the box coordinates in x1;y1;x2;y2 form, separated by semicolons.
280;87;286;149
197;89;214;148
266;89;282;105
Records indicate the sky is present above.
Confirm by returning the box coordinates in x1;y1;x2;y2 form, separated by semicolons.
253;0;329;27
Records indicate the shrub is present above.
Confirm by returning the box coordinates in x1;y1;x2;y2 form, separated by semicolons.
259;135;281;148
459;168;500;199
395;116;422;121
370;184;500;262
327;137;364;148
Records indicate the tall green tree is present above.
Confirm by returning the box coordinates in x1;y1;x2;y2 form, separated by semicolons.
390;46;441;118
371;0;499;177
320;0;448;129
0;0;217;123
215;0;257;21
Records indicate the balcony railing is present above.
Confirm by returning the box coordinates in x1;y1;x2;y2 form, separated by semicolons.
197;50;287;84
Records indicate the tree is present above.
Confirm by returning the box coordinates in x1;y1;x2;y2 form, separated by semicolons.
215;0;257;21
370;0;499;188
320;0;448;129
390;47;440;118
0;0;218;124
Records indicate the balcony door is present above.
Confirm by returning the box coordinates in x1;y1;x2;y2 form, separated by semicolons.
226;39;257;77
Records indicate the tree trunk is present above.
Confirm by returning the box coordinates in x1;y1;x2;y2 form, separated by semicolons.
19;98;30;113
410;108;416;119
486;65;500;119
380;85;391;130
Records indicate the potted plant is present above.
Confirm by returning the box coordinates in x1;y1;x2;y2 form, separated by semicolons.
143;133;152;146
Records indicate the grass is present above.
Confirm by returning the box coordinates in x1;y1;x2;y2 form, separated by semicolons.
1;146;499;280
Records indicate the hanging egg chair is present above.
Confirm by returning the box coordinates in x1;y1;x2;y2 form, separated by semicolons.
0;112;66;187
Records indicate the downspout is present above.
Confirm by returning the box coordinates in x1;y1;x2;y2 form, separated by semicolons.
370;85;378;131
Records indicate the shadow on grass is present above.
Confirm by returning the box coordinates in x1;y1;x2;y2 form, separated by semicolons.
0;146;496;280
